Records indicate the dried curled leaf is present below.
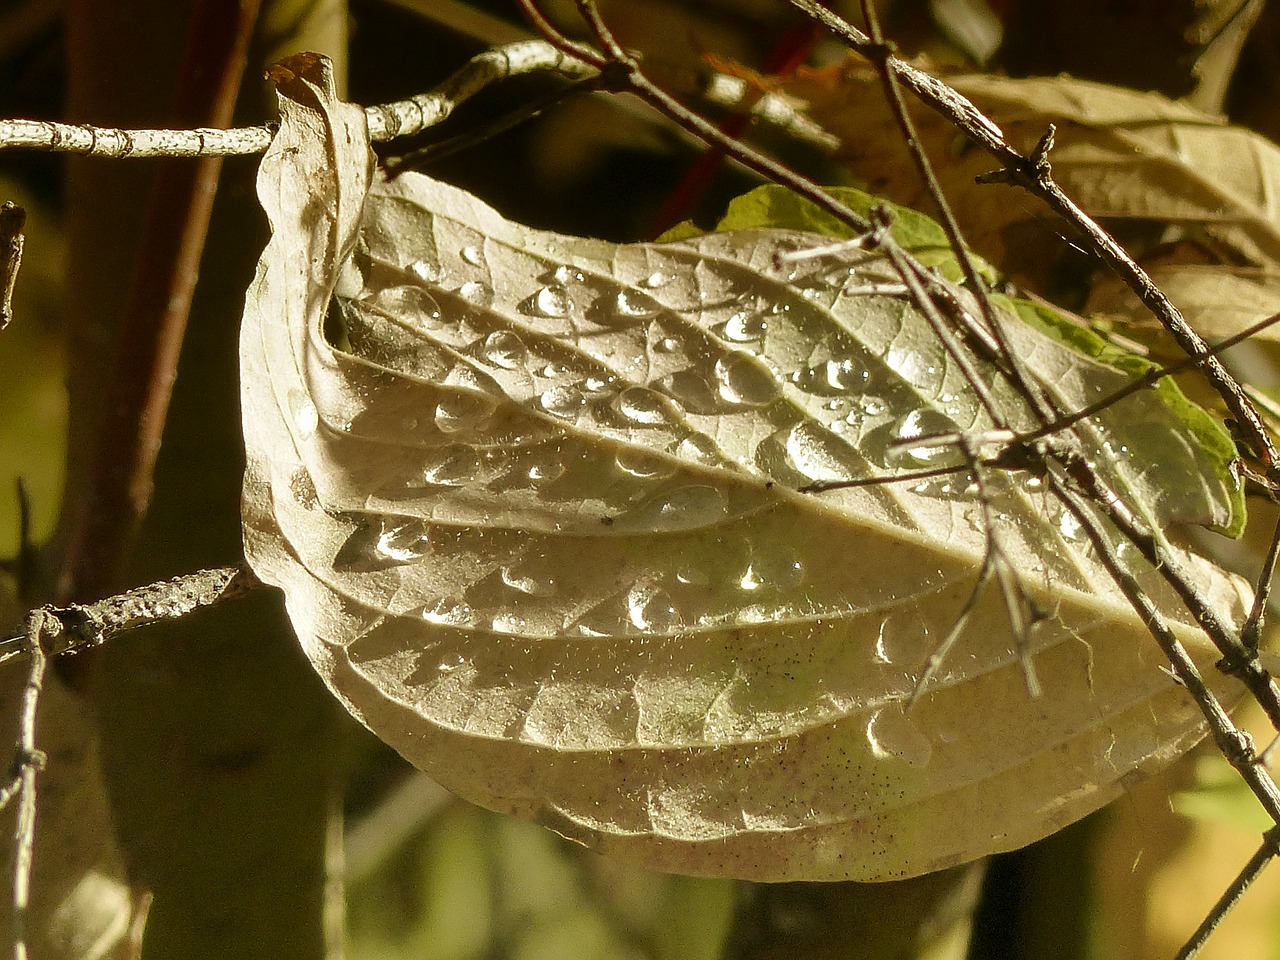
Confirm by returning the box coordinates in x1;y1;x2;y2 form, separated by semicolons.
241;57;1251;881
783;67;1280;289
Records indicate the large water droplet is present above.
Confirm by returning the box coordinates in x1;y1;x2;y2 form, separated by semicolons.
738;550;805;593
522;285;572;319
371;285;443;326
434;392;496;434
775;422;864;484
626;580;681;632
866;704;932;765
409;259;442;284
641;271;670;289
883;409;965;470
457;280;494;307
375;518;431;564
501;563;558;597
873;613;931;667
539;384;585;420
524;447;567;483
613;386;675;426
477;330;529;370
631;485;729;531
592;289;661;324
713;308;768;344
288;388;319;437
673;433;721;465
551;265;584;285
420;444;480;486
615;448;675;479
714;354;780;408
790;357;868;396
460;245;485;267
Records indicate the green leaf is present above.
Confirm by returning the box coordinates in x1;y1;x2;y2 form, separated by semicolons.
709;183;999;285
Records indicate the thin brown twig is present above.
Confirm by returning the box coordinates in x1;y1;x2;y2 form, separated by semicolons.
0;202;23;331
1174;829;1279;960
855;0;1057;428
4;611;47;960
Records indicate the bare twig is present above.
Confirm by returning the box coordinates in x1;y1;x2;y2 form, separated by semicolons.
0;564;261;665
0;203;23;331
1174;829;1280;960
0;40;598;161
2;611;48;960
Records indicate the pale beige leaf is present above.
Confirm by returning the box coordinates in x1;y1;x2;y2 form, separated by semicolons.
786;68;1280;284
240;57;1251;882
1089;261;1280;344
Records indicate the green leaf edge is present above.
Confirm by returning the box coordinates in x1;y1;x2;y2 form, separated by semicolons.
672;184;1244;538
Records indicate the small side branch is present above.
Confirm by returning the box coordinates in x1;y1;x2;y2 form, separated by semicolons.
0;564;261;664
0;41;599;161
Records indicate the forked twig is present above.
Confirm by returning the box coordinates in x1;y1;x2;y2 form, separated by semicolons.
1;612;48;960
0;41;598;161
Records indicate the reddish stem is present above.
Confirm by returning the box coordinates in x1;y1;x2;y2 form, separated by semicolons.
648;13;825;237
59;0;261;601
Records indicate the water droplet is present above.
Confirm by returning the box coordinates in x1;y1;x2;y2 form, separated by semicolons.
370;285;443;325
501;564;558;597
714;308;768;343
738;551;804;593
673;433;721;465
615;448;674;479
460;245;484;266
654;336;681;354
288;389;319;437
714;354;779;408
582;375;617;397
522;285;572;319
592;289;661;324
422;600;475;627
538;384;585;420
627;580;680;632
409;259;441;283
790;357;867;396
420;444;480;486
436;653;469;673
641;271;670;289
375;519;430;564
477;330;528;370
866;705;932;765
613;386;675;426
883;409;965;470
1058;508;1087;544
551;265;583;285
457;280;494;307
434;392;496;434
491;613;527;634
525;449;566;483
641;485;729;531
861;396;889;416
778;422;863;484
873;613;931;666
